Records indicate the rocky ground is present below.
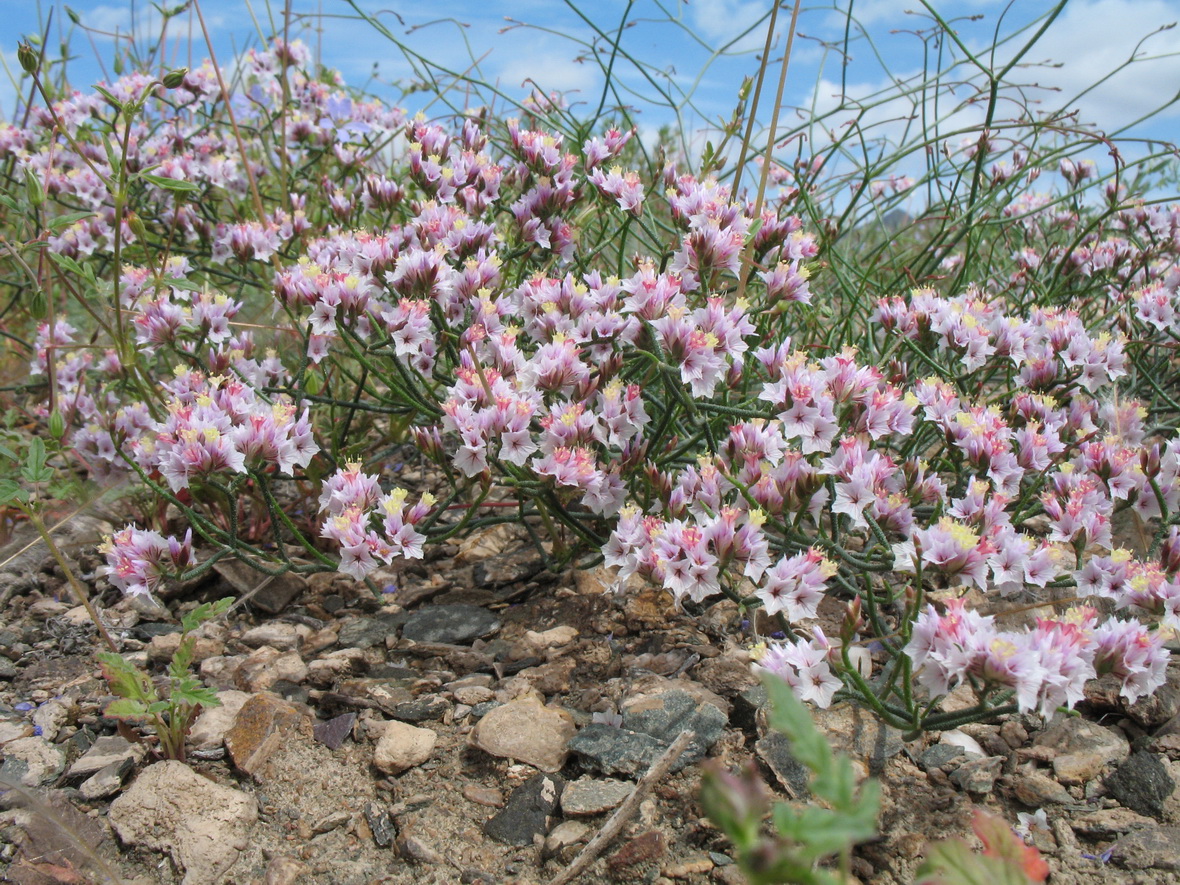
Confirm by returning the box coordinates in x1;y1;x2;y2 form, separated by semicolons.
0;515;1178;885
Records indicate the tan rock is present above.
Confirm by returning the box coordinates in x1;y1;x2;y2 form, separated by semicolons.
373;720;436;775
188;690;252;750
224;693;313;778
468;694;575;772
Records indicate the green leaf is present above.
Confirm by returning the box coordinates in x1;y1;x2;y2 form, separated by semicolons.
146;700;171;714
179;597;233;634
139;173;201;193
46;251;86;277
97;651;157;703
46;210;96;232
0;443;19;462
0;479;28;505
103;697;151;720
170;683;221;709
92;84;123;110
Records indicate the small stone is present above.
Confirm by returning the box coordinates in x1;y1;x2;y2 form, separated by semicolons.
664;856;715;878
365;801;397;848
110;760;257;885
1011;771;1074;806
147;631;225;664
950;756;1003;794
524;626;579;649
468;694;575;772
1105;750;1176;819
241;622;305;651
311;810;351;834
463;784;504;808
388;695;451;723
754;732;811;797
920;743;969;772
453;686;495;706
338;611;410;650
0;718;30;745
66;735;144;780
313;712;357;750
607;830;667;874
79;760;134;799
1000;720;1029;749
0;658;17;679
544;820;590;858
224;693;314;778
265;856;310;885
1108;826;1180;871
621;688;728;766
373;720;437;775
402;604;500;644
188;690;251;750
31;699;73;742
484;773;563;846
1084;673;1180;729
235;647;309;693
398;834;447;864
560;777;635;816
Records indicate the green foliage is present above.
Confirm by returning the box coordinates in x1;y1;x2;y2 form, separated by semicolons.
700;674;880;884
97;597;233;762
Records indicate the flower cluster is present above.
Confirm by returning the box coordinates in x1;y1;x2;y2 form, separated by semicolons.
99;526;196;598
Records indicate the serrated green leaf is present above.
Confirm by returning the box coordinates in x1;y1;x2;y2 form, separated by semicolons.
46;210;96;232
0;479;28;505
171;683;220;709
139;172;200;193
146;700;171;714
104;697;150;720
97;651;157;703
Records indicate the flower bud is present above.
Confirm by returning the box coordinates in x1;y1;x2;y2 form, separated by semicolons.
125;212;147;240
1140;443;1161;480
161;68;188;90
29;288;47;319
47;410;66;440
23;167;44;206
17;43;38;75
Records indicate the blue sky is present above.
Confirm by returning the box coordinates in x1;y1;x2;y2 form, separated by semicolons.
3;1;1179;176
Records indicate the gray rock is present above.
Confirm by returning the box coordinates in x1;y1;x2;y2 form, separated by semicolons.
811;705;904;774
1105;750;1176;819
1084;673;1180;729
621;689;728;766
214;559;307;613
65;735;144;781
388;695;451;723
110;760;258;885
560;777;635;816
402;604;500;644
754;731;811;798
950;756;1003;794
568;722;676;778
0;658;17;679
483;773;563;846
365;800;396;848
473;548;544;588
0;736;65;786
338;611;410;649
920;743;969;771
79;760;134;799
1109;826;1180;871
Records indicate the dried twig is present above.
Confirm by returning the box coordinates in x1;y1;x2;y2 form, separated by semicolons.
547;729;694;885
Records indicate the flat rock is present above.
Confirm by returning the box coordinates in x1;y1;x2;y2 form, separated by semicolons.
468;695;575;772
950;755;1003;794
79;759;134;799
524;626;579;650
373;720;437;775
1011;771;1074;806
224;693;314;778
1071;808;1157;839
189;690;252;750
608;830;667;874
337;611;410;649
621;687;728;766
313;712;357;750
109;760;257;885
65;734;144;780
0;718;33;745
240;622;306;650
214;559;306;613
483;773;563;846
755;731;811;797
560;777;634;816
1033;717;1129;784
148;632;225;664
473;547;544;588
810;704;905;773
387;695;451;723
568;722;674;778
1109;826;1180;871
401;604;500;644
365;800;397;848
1105;750;1176;818
0;736;65;786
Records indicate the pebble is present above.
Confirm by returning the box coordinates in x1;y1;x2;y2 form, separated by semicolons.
311;810;351;834
337;611;409;650
568;722;672;778
560;776;635;816
365;801;397;848
373;720;437;774
264;855;310;885
30;699;73;742
950;755;1003;794
468;694;575;772
79;760;134;800
313;712;357;750
235;647;309;693
1010;771;1074;806
664;856;715;878
214;560;306;614
109;760;257;885
524;625;579;649
608;830;667;873
1032;717;1129;784
241;622;306;650
463;784;505;808
188;690;251;750
1071;807;1157;839
543;819;590;858
65;734;143;781
147;631;225;663
621;687;728;767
